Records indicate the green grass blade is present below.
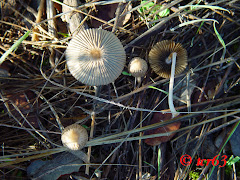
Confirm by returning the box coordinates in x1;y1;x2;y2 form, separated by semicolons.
148;86;168;95
158;148;161;179
179;5;230;13
170;19;218;31
226;155;240;166
0;30;31;65
213;21;226;60
191;21;205;47
122;71;132;76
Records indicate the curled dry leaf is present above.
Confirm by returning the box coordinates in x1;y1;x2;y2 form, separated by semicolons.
27;152;84;180
91;3;132;29
144;112;181;146
0;67;10;78
0;61;13;78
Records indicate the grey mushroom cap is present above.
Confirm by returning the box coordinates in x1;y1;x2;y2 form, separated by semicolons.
148;40;187;78
128;57;148;78
66;28;126;86
61;124;88;151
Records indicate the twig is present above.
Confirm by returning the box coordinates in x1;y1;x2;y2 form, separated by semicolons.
112;3;123;33
86;86;100;175
32;0;45;41
61;0;87;35
138;111;143;180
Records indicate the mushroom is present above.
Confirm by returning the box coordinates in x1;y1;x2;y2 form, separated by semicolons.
148;40;187;79
128;57;148;84
149;40;187;118
66;28;126;86
61;124;88;151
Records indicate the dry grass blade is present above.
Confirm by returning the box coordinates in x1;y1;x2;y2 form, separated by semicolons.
0;148;66;168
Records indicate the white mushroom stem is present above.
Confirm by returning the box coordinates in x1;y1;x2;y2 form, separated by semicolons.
168;52;179;118
136;77;142;84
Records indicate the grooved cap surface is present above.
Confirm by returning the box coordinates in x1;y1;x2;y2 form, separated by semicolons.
61;124;88;150
149;40;187;78
66;28;126;86
128;57;148;78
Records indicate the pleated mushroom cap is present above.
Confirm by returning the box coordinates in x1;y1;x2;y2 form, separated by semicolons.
128;57;148;78
66;28;126;86
61;124;88;151
148;40;187;78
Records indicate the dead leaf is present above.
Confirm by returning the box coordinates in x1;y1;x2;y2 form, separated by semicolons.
91;3;131;29
27;152;84;180
4;90;41;128
144;113;181;146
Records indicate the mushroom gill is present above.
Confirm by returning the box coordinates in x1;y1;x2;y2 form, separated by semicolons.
148;40;187;78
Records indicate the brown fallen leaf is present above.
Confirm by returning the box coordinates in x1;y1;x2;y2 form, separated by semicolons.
144;112;181;146
5;90;41;128
91;3;131;29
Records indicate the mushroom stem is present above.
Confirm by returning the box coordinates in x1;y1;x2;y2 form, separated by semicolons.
136;77;142;84
86;86;100;175
168;52;179;118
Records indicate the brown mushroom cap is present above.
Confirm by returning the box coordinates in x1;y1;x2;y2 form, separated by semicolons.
148;40;187;78
66;28;126;86
128;57;148;78
61;124;88;150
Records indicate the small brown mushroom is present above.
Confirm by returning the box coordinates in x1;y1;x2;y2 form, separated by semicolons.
66;28;126;86
61;124;88;151
144;112;181;146
148;40;187;78
128;57;148;83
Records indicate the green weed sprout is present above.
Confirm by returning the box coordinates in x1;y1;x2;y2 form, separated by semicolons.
138;1;170;22
0;30;31;65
